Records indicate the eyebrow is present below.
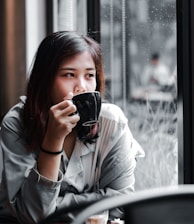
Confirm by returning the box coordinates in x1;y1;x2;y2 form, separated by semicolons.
59;67;96;71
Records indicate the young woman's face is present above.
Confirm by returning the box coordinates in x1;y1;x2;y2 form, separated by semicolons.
51;51;97;104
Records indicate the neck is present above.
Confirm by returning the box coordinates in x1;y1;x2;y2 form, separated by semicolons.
63;130;77;159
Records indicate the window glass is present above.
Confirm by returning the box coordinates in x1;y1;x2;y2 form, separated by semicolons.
58;0;87;33
100;0;177;190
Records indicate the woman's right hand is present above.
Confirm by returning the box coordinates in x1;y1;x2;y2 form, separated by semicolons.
37;95;80;181
45;99;80;144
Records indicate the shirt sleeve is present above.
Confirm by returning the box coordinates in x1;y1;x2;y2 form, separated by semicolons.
0;107;63;224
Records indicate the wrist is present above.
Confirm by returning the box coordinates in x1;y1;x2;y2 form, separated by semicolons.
40;146;63;155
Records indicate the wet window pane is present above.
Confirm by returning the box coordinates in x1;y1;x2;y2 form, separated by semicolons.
58;0;87;33
100;0;177;190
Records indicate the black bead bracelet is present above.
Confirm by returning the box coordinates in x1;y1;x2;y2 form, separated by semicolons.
40;146;63;155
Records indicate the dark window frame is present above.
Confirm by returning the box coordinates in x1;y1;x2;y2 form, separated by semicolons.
87;0;101;42
177;0;194;184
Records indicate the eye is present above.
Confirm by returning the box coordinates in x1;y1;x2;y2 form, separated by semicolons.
87;73;96;78
63;73;75;77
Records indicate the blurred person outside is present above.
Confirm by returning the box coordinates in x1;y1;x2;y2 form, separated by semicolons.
130;52;176;102
141;53;172;89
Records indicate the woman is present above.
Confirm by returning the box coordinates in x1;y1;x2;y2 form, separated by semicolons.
0;31;144;223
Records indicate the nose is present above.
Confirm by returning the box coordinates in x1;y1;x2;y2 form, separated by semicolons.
74;77;87;94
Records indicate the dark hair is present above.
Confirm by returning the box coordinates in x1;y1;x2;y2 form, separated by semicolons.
23;31;105;150
151;53;159;60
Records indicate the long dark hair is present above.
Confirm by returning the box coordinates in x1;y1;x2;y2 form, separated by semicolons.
23;31;105;150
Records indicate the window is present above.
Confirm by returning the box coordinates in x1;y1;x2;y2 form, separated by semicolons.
100;0;177;190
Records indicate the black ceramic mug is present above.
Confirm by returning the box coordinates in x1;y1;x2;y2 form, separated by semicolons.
72;91;101;127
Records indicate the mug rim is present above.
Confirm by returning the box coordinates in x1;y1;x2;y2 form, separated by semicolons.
73;91;100;98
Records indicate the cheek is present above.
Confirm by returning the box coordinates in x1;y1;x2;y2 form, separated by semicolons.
51;81;68;104
88;80;97;91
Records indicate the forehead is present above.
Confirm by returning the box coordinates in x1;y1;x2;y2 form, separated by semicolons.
60;51;96;68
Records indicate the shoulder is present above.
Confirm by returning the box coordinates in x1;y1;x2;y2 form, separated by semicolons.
1;96;26;131
100;102;127;124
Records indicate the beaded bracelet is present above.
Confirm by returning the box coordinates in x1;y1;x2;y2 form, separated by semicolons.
40;146;63;155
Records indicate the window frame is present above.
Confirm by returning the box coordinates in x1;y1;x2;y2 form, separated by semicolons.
177;0;194;184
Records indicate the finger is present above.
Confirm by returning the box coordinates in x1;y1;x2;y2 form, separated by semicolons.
70;113;80;123
63;92;73;100
60;103;77;116
60;114;79;130
54;99;74;110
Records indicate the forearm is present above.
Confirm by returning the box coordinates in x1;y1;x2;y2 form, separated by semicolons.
37;131;64;181
56;184;134;221
37;151;62;181
13;168;63;224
